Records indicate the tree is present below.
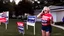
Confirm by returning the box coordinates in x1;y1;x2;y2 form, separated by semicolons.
15;0;34;16
0;0;4;12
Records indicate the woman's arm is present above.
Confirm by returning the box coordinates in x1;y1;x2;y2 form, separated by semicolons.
50;16;54;24
37;10;43;18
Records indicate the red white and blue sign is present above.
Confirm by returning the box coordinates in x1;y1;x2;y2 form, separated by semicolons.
0;13;6;23
0;12;9;24
17;22;24;34
2;12;9;24
0;18;6;23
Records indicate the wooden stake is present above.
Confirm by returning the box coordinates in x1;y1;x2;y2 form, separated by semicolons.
0;22;1;25
5;24;7;30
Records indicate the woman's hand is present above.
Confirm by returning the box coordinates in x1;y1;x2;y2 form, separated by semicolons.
37;10;44;18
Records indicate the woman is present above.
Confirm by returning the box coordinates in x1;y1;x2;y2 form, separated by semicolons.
37;6;53;36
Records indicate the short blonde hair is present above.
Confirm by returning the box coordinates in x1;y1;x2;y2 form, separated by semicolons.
43;6;50;11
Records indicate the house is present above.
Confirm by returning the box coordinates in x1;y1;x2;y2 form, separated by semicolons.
35;6;64;22
49;6;64;22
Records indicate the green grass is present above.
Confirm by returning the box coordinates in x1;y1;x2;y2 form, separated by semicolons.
0;19;64;36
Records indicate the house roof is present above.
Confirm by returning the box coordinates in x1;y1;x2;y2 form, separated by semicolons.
49;6;64;12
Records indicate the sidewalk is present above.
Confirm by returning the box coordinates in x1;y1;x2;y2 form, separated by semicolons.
51;24;64;30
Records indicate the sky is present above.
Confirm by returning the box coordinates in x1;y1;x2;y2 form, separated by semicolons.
10;0;22;4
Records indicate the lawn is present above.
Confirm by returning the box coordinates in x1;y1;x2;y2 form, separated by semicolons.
0;19;64;36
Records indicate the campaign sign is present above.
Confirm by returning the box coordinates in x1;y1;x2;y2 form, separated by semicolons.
26;16;36;35
27;16;36;23
2;12;9;24
27;16;36;26
0;13;6;23
17;22;24;34
0;11;9;30
0;18;6;22
0;12;9;24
